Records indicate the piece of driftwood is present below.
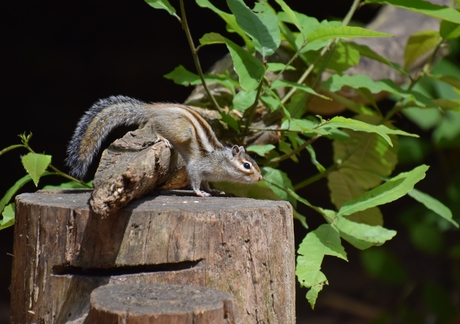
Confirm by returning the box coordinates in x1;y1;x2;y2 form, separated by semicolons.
87;283;234;324
90;124;189;216
10;190;295;324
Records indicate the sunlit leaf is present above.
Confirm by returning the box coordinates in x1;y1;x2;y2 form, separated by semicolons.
225;38;265;91
307;26;393;42
21;153;51;186
404;30;441;69
408;189;458;227
337;165;429;217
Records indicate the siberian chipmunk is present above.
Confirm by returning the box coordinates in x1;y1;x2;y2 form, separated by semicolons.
66;95;263;197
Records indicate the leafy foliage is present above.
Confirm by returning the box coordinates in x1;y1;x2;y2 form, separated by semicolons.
2;0;459;316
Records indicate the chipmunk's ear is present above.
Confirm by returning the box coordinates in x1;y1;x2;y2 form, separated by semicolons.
231;145;245;156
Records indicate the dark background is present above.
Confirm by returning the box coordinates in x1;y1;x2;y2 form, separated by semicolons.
2;1;458;323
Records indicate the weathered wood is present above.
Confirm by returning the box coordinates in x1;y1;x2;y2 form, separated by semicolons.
10;190;295;324
87;283;234;324
90;125;189;216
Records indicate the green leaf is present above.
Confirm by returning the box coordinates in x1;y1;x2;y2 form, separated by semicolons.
348;42;408;75
297;226;345;275
271;79;331;100
196;0;254;52
225;38;265;91
306;283;325;310
274;0;304;34
432;99;460;112
326;116;418;147
199;32;226;46
333;216;397;250
337;165;429;217
296;224;347;308
164;65;201;86
246;144;275;157
266;62;295;72
262;166;296;206
322;74;437;109
404;30;441;69
232;89;258;111
365;0;460;24
164;65;236;93
328;116;399;225
0;174;33;213
227;0;280;58
0;203;15;230
440;19;460;40
430;74;460;91
42;180;93;189
307;26;393;42
144;0;178;18
408;189;458;227
21;153;52;186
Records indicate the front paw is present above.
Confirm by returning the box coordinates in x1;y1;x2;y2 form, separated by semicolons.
194;190;211;197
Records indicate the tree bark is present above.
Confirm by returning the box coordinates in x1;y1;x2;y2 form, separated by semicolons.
87;283;234;324
10;190;295;324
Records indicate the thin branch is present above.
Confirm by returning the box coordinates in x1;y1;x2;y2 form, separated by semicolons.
179;0;223;113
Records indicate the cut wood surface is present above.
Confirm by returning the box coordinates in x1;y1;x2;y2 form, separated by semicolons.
10;190;294;324
87;283;234;324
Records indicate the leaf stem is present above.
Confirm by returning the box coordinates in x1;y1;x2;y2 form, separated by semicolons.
268;134;322;164
179;0;223;113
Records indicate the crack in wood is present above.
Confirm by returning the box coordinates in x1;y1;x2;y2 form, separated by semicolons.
51;259;204;277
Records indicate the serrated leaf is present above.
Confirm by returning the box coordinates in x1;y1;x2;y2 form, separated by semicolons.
246;144;275;157
226;0;280;58
365;0;460;24
322;74;437;109
327;115;399;225
337;165;429;217
297;225;347;284
307;26;393;42
225;38;265;91
306;282;326;309
144;0;178;17
326;116;418;146
0;203;15;230
408;189;458;227
333;216;397;250
404;30;441;69
296;224;347;307
199;32;226;46
21;153;51;186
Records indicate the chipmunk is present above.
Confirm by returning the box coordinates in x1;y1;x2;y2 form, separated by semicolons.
66;95;263;197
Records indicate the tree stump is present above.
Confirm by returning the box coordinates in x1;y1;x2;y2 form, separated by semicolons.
87;283;234;324
10;190;295;324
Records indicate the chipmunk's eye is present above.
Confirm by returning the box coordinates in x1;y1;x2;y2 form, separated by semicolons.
243;162;251;170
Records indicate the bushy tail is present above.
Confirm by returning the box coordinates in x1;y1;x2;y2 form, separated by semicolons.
66;95;147;179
